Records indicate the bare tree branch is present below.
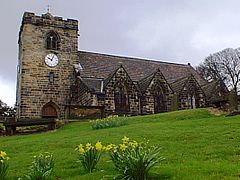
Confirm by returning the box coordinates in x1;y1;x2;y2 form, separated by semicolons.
196;48;240;92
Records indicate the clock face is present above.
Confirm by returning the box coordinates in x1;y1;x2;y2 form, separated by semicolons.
45;53;59;67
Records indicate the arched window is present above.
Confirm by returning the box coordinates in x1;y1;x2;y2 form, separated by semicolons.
114;84;129;113
153;85;167;113
187;94;196;109
46;31;60;50
186;86;199;109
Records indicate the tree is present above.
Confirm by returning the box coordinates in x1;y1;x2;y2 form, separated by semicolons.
197;48;240;91
196;48;240;109
0;100;15;118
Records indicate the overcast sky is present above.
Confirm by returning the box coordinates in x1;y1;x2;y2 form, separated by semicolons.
1;0;240;106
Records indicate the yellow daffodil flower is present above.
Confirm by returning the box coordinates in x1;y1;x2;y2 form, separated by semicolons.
122;136;130;143
95;141;103;151
105;144;114;151
129;140;138;148
0;151;7;158
120;143;128;151
75;144;84;151
0;151;10;161
79;148;85;155
86;143;92;151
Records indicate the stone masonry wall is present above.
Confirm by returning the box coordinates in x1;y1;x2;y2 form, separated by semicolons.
141;71;173;114
104;66;140;115
71;76;99;106
17;12;79;119
178;76;205;110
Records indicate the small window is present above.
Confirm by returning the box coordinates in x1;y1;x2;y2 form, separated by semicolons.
46;31;60;50
48;72;54;83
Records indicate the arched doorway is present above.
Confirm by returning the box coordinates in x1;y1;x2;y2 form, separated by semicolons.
42;102;59;118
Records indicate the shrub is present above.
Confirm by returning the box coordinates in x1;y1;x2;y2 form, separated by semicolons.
89;115;128;130
108;136;163;180
0;124;4;131
0;151;10;180
75;141;104;173
25;152;54;180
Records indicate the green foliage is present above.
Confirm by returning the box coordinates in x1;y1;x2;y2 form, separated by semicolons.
0;100;15;118
0;151;10;180
24;152;54;180
90;115;128;130
75;142;103;173
109;137;163;180
0;124;4;131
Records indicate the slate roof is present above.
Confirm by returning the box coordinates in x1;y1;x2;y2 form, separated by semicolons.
201;81;218;98
81;77;103;93
170;76;189;93
78;51;208;86
138;73;155;93
201;80;229;102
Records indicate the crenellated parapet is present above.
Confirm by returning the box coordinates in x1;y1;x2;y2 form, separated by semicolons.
22;12;78;30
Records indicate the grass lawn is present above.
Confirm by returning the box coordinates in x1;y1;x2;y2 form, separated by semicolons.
1;108;240;179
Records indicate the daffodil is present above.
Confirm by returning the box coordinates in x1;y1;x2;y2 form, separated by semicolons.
120;143;128;151
105;144;114;151
0;151;9;161
122;136;130;143
0;151;7;158
129;140;138;148
79;147;85;155
75;144;84;151
95;141;103;151
86;143;93;151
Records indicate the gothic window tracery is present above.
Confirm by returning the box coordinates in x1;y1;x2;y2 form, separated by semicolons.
184;82;200;109
153;84;167;113
114;83;129;113
187;93;196;109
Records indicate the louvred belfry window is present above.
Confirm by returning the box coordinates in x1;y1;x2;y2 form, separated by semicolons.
46;31;60;50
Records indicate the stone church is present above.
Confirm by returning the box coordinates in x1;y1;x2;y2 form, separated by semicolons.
16;12;228;119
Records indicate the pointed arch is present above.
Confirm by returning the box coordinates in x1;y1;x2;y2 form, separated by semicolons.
103;65;139;114
184;78;198;109
114;79;130;113
42;101;59;118
139;69;172;114
152;83;167;113
46;31;60;50
179;75;205;109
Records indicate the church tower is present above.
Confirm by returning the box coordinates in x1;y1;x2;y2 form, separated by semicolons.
16;12;79;119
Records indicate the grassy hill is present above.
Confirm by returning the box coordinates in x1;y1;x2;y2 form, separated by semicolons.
1;108;240;179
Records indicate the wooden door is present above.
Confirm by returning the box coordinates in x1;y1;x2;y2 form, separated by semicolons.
42;103;58;118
